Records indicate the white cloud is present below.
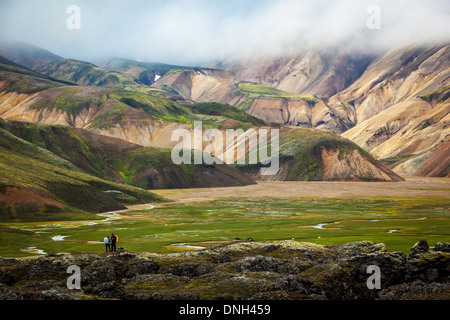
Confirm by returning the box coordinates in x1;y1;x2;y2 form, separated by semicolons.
1;0;449;65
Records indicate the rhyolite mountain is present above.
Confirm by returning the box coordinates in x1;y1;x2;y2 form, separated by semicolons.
1;119;256;187
0;42;184;101
2;40;446;180
0;44;402;187
133;44;449;177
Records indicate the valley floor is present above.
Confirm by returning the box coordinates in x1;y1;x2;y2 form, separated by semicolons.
0;178;449;257
152;177;450;202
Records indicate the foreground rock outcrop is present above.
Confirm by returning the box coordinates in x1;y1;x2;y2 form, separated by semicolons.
0;239;448;300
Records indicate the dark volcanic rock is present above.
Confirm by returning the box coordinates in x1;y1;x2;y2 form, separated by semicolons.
409;239;430;258
350;251;408;287
277;275;315;293
407;251;450;283
0;270;14;285
92;281;130;299
166;262;214;278
378;280;450;300
125;259;159;278
0;240;449;300
0;284;24;300
434;242;450;253
28;257;71;281
235;255;285;273
235;255;302;274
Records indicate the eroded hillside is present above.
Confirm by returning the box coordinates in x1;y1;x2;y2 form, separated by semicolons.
1;40;446;181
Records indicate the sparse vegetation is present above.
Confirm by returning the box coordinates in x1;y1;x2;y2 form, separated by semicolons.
341;99;353;110
414;120;431;132
37;58;142;88
187;102;265;127
237;128;373;181
101;58;194;77
236;81;317;104
0;124;164;219
234;96;255;111
0;63;70;93
159;85;180;95
0;41;447;285
380;154;414;164
419;85;450;104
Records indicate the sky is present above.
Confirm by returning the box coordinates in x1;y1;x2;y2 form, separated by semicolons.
1;0;449;66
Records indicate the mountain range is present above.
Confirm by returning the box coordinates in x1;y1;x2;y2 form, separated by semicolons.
0;41;448;218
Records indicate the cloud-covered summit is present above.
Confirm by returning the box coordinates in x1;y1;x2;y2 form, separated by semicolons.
1;0;449;65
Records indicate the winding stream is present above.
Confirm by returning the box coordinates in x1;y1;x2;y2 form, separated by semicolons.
21;203;157;255
21;247;47;255
169;243;207;250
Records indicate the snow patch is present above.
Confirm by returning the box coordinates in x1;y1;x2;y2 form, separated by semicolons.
312;223;329;229
52;235;69;241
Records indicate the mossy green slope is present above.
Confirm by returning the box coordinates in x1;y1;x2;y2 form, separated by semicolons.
235;81;318;106
1;119;255;192
1;119;137;181
0;56;73;94
187;102;266;128
0;43;176;98
419;85;450;104
109;147;255;189
237;128;402;181
0;123;165;220
280;129;371;180
100;58;194;81
29;86;188;123
29;86;266;130
37;59;171;98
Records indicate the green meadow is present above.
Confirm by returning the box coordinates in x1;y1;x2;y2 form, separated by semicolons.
0;197;448;257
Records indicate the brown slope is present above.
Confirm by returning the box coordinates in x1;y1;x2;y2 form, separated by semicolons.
341;97;449;177
152;68;238;103
0;46;407;183
331;45;450;177
226;47;376;98
234;127;404;182
152;68;354;132
412;142;450;178
328;45;450;124
0;85;401;184
127;159;256;189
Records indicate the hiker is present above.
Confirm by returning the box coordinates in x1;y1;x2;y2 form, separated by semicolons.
104;236;110;252
110;233;117;252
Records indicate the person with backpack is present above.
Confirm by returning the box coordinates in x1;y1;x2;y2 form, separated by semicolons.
104;236;110;252
110;233;117;252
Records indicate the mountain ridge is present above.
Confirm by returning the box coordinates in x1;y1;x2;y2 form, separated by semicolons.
0;41;447;180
